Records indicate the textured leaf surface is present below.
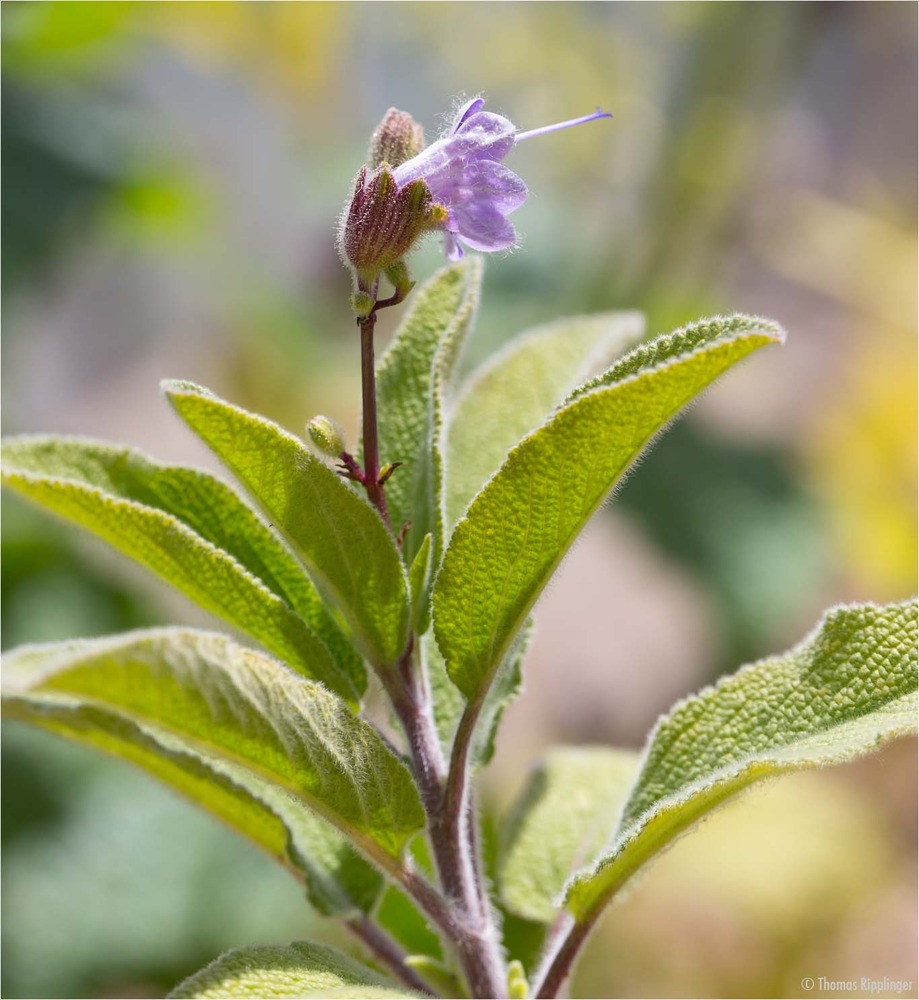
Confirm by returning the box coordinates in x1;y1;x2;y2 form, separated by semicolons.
5;697;383;914
446;311;644;527
1;436;361;699
374;259;481;566
566;600;919;920
2;629;425;861
434;315;784;705
499;747;639;922
164;382;410;669
169;940;419;999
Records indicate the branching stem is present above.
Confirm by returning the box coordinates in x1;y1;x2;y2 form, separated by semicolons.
379;644;506;998
531;914;594;999
345;915;435;995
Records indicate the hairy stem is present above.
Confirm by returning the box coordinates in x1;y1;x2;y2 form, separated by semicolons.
353;287;504;997
345;915;434;995
358;309;390;527
383;650;506;998
531;912;593;999
442;699;479;849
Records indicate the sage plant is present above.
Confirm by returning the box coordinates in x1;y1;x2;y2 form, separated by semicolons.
2;98;916;1000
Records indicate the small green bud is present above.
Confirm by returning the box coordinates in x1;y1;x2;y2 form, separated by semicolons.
305;416;345;459
370;108;425;169
507;960;529;1000
378;461;402;485
349;290;375;319
384;260;415;300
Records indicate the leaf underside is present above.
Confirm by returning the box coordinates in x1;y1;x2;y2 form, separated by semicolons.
0;436;362;701
169;940;421;999
7;696;383;914
565;599;919;920
498;746;640;923
2;629;425;863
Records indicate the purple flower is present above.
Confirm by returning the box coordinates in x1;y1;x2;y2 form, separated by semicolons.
338;98;612;298
393;97;612;261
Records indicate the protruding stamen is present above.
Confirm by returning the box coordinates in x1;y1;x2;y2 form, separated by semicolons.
515;107;612;143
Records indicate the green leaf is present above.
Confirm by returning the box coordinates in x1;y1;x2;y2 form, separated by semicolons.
169;940;421;999
446;311;644;527
404;955;462;998
565;599;919;921
565;313;774;401
498;747;640;922
2;628;425;863
408;532;433;634
163;382;410;670
433;315;784;709
0;436;359;700
374;259;481;566
5;697;383;915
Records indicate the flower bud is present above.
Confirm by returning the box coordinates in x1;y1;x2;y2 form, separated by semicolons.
384;260;415;300
349;290;375;319
507;960;528;1000
337;164;446;282
370;108;425;168
306;416;345;459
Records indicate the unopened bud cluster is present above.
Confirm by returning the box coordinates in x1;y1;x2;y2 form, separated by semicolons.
338;108;445;305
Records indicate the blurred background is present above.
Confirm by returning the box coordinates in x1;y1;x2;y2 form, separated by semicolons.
2;3;916;998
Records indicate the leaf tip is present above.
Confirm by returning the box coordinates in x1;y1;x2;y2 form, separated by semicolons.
161;378;212;400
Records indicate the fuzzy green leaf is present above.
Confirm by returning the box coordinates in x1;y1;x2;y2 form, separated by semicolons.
498;747;639;922
169;940;421;999
408;532;433;634
565;599;919;921
163;382;410;669
2;629;425;863
433;315;785;705
446;311;644;527
374;259;481;566
5;697;383;915
0;436;359;700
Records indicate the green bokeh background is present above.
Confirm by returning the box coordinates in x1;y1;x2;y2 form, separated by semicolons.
2;3;916;998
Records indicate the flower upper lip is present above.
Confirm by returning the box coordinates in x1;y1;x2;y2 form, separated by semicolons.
393;97;612;261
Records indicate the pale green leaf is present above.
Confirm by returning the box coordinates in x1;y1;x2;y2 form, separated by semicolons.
169;940;420;999
404;955;462;998
5;697;383;915
498;747;639;922
0;436;358;700
433;315;785;705
164;382;410;670
565;599;919;921
374;259;481;566
2;628;425;862
446;311;644;527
